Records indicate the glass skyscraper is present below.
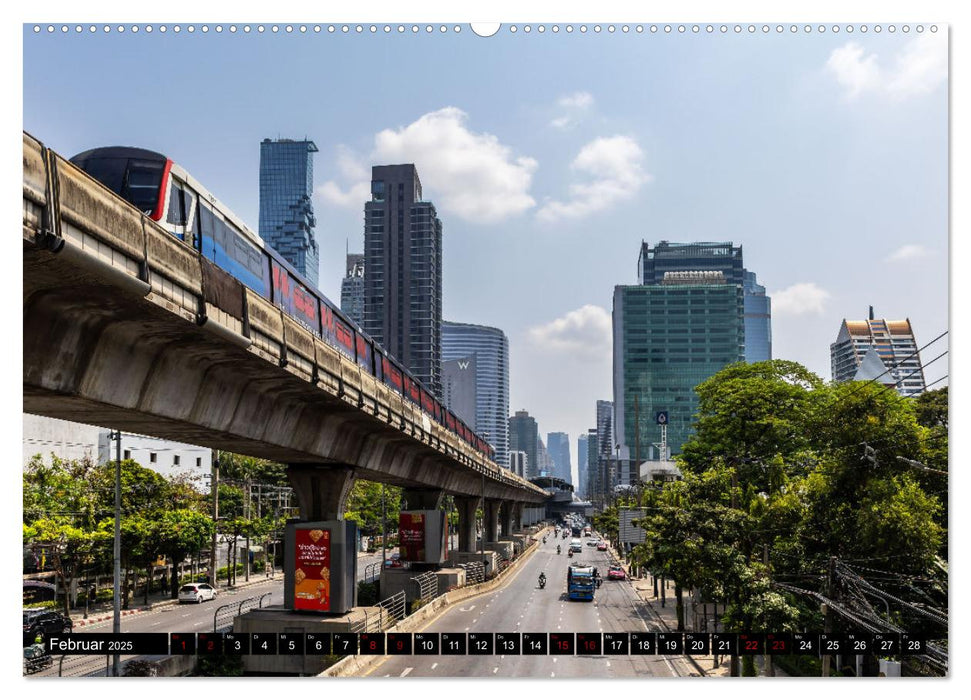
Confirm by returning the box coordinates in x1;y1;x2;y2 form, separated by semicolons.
546;432;572;485
258;138;320;287
613;272;745;460
638;241;770;363
441;321;510;469
577;434;589;497
364;164;443;398
509;410;539;479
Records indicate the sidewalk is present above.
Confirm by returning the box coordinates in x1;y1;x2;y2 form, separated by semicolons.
68;574;276;627
625;567;788;677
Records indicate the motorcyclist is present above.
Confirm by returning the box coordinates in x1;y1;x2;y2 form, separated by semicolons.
557;545;561;555
538;572;546;588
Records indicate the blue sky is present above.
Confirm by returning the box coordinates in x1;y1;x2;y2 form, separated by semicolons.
21;19;949;479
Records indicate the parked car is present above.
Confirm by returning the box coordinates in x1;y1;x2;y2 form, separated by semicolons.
607;565;626;580
178;583;217;604
597;542;608;552
23;610;72;646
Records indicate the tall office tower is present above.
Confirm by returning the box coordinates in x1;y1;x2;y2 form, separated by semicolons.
613;271;745;461
547;432;572;484
509;410;539;479
340;253;365;325
577;434;589;497
830;308;926;397
259;138;320;287
442;355;477;428
586;428;600;503
596;400;615;459
743;270;772;362
638;240;771;363
363;164;443;398
509;451;527;478
442;321;510;468
536;438;552;477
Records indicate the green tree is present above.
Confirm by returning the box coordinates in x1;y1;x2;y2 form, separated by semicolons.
344;480;402;537
152;510;214;598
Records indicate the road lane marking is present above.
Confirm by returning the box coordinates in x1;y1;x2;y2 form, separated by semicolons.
431;663;438;670
493;667;499;674
606;661;611;667
551;672;555;677
464;627;470;631
459;605;476;612
400;668;413;677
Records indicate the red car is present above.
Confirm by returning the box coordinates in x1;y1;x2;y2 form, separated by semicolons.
597;542;608;552
607;565;626;580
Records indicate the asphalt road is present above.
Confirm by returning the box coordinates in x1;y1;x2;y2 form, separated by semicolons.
363;537;696;678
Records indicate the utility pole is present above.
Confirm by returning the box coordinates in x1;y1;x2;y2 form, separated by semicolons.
209;450;219;587
244;481;251;582
110;429;122;677
381;483;387;570
821;556;836;677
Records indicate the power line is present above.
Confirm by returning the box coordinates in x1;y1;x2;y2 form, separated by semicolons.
828;330;947;407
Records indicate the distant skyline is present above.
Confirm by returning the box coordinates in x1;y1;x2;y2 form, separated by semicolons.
21;19;949;471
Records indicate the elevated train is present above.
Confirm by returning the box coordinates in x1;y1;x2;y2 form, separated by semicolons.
69;146;496;462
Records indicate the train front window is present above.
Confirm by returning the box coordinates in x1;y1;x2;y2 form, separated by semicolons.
123;160;165;214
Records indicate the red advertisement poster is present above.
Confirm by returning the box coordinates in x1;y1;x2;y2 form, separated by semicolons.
293;527;331;611
399;512;426;562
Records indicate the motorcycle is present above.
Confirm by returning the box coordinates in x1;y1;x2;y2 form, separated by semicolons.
23;644;52;674
538;575;546;589
557;546;561;555
543;536;547;544
568;550;573;558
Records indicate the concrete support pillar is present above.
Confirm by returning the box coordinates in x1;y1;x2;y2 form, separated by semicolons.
287;464;356;521
483;499;501;543
455;495;481;552
401;489;445;511
510;502;524;532
500;501;513;537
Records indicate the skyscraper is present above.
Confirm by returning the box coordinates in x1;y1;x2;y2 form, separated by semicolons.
340;252;365;325
509;410;539;479
638;240;770;363
585;427;599;502
613;271;745;460
441;321;510;469
744;270;772;363
442;355;477;429
547;432;572;484
364;164;443;398
596;400;615;460
509;451;527;478
830;309;926;397
259;138;319;286
577;434;589;497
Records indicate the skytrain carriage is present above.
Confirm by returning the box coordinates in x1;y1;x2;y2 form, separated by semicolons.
68;144;495;462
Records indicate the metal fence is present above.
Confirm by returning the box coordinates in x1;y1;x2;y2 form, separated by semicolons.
349;590;406;633
460;561;485;585
213;592;273;632
411;572;438;603
362;561;381;583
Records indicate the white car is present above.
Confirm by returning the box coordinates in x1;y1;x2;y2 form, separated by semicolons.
178;583;217;604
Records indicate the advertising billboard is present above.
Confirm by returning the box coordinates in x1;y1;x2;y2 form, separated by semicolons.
292;526;331;612
399;510;448;563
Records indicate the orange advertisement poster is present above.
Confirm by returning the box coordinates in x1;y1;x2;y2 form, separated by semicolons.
293;527;331;611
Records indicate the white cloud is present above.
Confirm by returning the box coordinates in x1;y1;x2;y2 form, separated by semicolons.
826;43;881;97
770;283;831;316
558;91;594;110
826;34;946;100
536;136;651;222
527;305;612;360
886;244;931;262
318;146;371;206
550;91;594;129
319;108;538;224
